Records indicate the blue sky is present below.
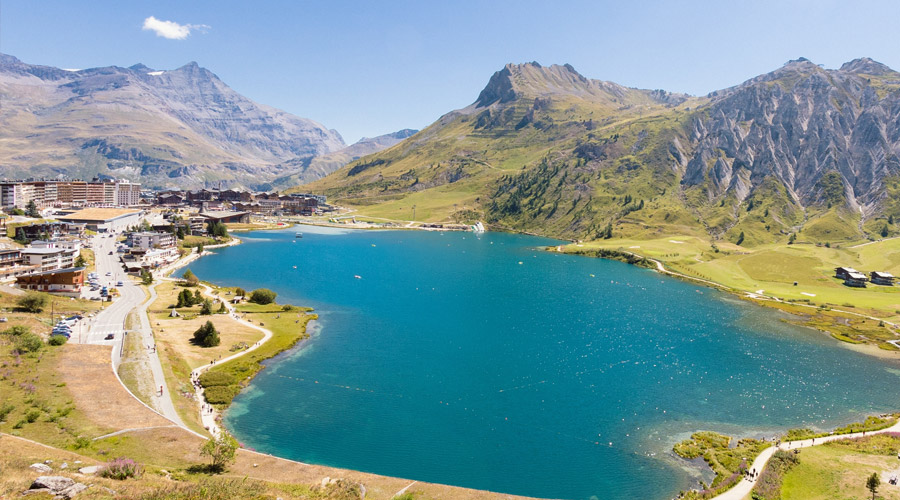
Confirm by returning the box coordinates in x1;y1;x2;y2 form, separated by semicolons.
3;0;899;143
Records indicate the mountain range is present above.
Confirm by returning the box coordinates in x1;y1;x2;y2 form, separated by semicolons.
304;58;900;245
0;54;413;190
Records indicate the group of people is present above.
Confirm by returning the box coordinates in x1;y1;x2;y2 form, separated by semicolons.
745;468;758;482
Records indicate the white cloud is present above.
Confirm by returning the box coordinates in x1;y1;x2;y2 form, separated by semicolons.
142;16;209;40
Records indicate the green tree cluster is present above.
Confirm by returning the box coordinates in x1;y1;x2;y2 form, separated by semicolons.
193;320;220;347
249;288;277;305
200;299;213;315
25;200;40;218
140;269;153;285
207;220;229;239
176;289;203;308
182;269;199;286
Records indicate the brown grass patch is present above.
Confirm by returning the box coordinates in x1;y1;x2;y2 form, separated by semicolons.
57;343;171;433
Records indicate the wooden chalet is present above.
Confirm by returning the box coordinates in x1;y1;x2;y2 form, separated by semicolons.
835;267;861;280
870;271;895;286
844;271;868;288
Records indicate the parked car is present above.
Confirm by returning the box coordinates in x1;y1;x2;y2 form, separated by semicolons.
104;333;114;340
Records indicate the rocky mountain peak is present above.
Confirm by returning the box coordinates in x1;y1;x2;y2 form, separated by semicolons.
128;63;156;73
475;61;622;108
840;57;894;76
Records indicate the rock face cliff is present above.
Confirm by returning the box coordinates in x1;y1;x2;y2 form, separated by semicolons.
0;54;346;189
684;57;900;214
308;58;900;244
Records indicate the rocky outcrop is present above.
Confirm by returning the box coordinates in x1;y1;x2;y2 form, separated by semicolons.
682;58;900;212
27;476;88;499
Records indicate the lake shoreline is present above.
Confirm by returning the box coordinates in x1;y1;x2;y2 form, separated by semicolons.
550;243;900;361
167;225;900;500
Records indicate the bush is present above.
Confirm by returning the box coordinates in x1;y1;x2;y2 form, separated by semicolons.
249;288;277;305
234;288;246;297
203;385;241;405
182;269;199;287
193;321;220;348
73;436;91;449
217;302;228;314
198;371;236;387
98;457;144;480
2;325;30;336
0;403;15;422
17;292;48;313
200;299;213;315
752;450;799;500
48;334;68;346
25;409;40;423
14;333;43;353
282;304;295;312
199;433;239;472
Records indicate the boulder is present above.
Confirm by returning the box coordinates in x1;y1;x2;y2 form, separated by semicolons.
28;476;88;499
29;463;52;473
77;465;102;475
31;476;75;491
57;482;88;499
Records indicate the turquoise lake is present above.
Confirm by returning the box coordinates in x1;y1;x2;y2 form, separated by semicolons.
180;226;900;499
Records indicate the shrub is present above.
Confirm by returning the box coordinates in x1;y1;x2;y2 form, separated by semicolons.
98;457;144;480
752;450;799;500
193;321;220;348
199;433;239;473
203;385;241;405
182;269;199;287
17;292;48;313
249;288;277;305
234;288;246;297
217;302;228;314
200;299;213;316
282;304;295;312
73;436;91;449
14;333;43;353
198;371;236;387
25;409;40;423
48;334;68;346
0;403;15;422
2;325;30;336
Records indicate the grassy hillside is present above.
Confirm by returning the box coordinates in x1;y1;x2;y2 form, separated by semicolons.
297;60;900;247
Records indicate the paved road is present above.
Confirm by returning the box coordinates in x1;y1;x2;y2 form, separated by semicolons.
82;232;187;428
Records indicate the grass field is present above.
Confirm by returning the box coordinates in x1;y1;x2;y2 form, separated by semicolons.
779;434;900;500
148;282;264;370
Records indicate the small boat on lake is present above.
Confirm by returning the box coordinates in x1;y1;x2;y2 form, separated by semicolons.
295;232;303;238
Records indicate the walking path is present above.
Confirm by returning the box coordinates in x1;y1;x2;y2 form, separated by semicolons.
711;420;900;500
136;280;187;427
185;282;274;437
